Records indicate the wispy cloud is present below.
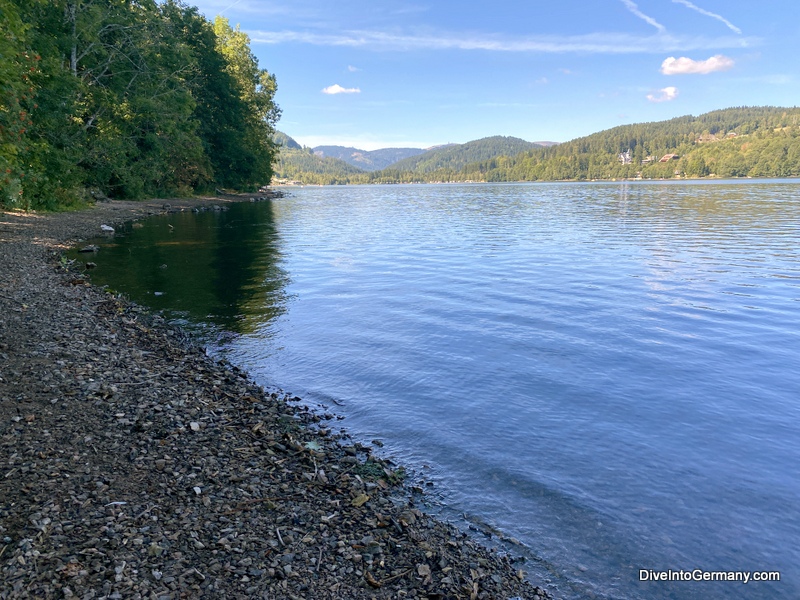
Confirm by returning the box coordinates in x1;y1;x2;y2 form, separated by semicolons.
661;54;734;75
193;0;301;17
249;29;756;54
390;4;430;16
736;74;794;85
347;65;360;72
671;0;742;34
620;0;666;33
321;84;361;95
647;86;679;102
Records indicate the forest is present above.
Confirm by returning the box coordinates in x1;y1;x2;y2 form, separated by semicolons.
464;107;800;182
276;107;800;185
0;0;279;210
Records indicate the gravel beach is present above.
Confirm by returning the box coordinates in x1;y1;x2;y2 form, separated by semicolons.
0;197;553;599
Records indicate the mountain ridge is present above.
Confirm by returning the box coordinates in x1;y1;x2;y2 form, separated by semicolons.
311;145;426;171
273;107;800;184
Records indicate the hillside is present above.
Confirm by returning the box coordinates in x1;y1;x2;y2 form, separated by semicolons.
271;134;543;184
462;106;800;182
273;131;302;150
271;107;800;185
384;136;543;174
273;148;367;185
313;145;426;171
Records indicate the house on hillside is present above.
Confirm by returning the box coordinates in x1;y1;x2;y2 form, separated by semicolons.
659;154;680;163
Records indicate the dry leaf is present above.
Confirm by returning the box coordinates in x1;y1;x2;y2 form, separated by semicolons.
351;493;369;507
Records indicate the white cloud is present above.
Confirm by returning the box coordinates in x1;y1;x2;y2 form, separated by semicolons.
661;54;734;75
647;86;679;102
535;77;549;85
321;84;361;95
671;0;741;34
250;29;756;54
620;0;666;33
347;65;360;72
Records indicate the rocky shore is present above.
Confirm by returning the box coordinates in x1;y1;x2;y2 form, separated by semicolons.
0;197;553;599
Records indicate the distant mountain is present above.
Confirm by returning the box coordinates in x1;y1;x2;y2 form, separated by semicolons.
273;108;800;185
382;136;544;174
313;145;426;171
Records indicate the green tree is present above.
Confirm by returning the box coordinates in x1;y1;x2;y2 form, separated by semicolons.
0;0;36;207
209;16;279;190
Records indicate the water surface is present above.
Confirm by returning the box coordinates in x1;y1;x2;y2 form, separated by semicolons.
78;182;800;599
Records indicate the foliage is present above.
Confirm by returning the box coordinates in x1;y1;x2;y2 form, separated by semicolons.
0;0;36;208
273;146;369;185
0;0;279;210
278;108;800;186
273;130;301;150
463;107;800;182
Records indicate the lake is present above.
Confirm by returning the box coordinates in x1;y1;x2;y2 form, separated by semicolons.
77;181;800;599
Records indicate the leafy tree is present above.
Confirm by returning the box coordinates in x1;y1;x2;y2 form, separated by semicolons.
1;0;280;209
0;0;37;208
209;16;279;190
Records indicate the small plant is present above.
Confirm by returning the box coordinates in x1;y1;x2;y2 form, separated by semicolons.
57;254;74;270
353;459;406;484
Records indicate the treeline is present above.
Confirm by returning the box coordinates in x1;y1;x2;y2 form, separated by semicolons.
1;0;279;210
385;136;541;174
277;107;800;185
274;136;542;185
274;147;367;185
463;106;800;182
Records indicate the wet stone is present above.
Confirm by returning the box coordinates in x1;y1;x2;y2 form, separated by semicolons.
0;197;554;600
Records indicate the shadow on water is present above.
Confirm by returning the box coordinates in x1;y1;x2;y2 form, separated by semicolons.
69;201;289;340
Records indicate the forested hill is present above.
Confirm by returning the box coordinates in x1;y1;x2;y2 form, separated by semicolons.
462;106;800;182
274;131;302;150
272;135;547;184
384;136;544;174
1;0;279;210
272;134;367;184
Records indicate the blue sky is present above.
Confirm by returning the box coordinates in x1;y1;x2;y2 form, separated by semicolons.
189;0;800;150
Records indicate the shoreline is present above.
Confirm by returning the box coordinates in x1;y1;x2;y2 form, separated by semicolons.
0;197;552;599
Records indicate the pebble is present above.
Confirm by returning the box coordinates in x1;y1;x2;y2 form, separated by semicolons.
0;197;555;600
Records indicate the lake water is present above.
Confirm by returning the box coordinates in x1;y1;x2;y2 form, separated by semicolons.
78;182;800;599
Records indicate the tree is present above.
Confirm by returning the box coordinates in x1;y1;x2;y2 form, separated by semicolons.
0;0;36;208
208;16;279;190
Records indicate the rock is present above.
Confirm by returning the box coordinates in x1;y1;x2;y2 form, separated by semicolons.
0;196;553;600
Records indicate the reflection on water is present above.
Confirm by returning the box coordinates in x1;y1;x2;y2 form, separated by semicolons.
76;182;800;600
74;201;289;338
